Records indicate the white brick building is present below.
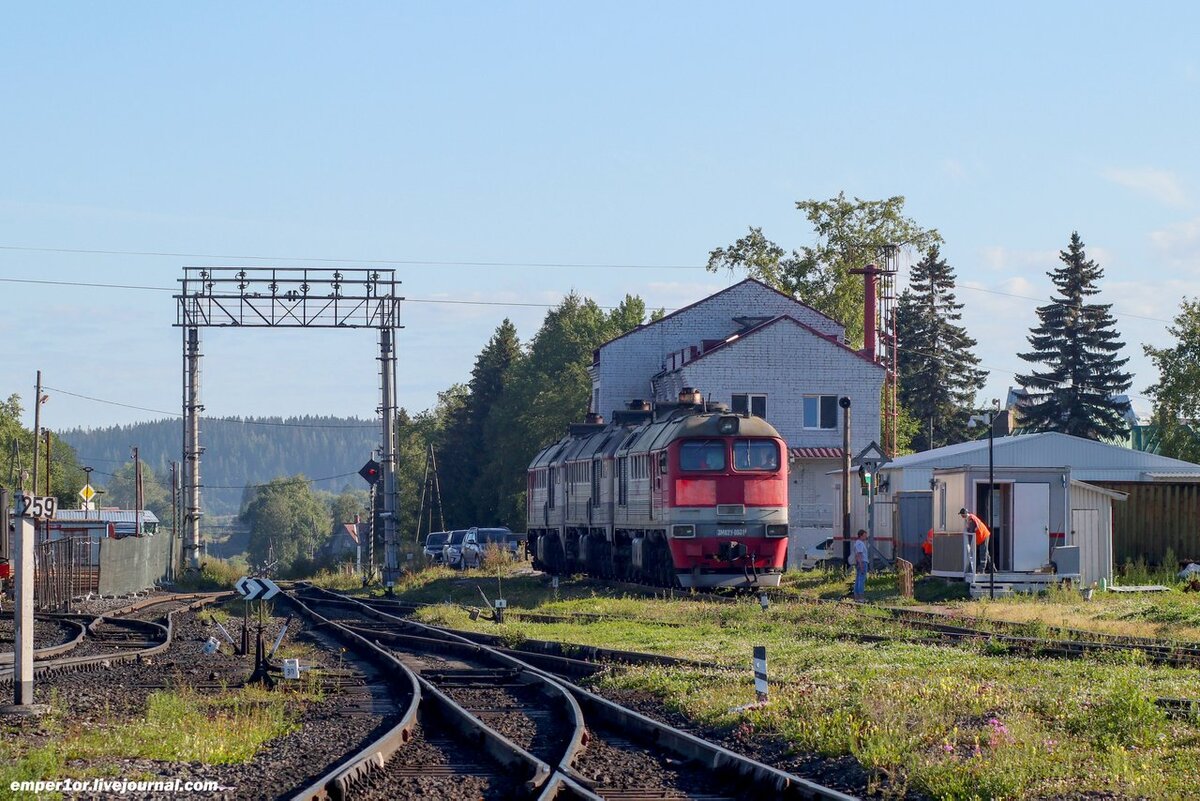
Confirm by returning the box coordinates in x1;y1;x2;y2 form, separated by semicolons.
590;279;885;556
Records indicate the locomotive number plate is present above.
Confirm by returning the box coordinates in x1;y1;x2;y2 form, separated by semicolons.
717;527;746;537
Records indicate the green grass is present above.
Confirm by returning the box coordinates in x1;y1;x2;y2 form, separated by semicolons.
176;556;249;591
396;571;1200;799
1;684;302;795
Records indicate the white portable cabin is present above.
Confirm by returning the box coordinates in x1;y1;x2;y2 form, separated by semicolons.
927;464;1125;593
874;432;1200;595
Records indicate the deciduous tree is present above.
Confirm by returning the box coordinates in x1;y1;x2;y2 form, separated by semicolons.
707;193;941;345
1143;298;1200;461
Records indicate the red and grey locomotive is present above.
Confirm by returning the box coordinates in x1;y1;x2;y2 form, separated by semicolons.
526;389;788;588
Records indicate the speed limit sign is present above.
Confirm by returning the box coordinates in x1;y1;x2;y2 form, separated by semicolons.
16;493;57;520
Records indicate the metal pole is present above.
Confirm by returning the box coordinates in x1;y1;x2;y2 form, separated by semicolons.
414;446;429;545
43;429;51;497
989;408;995;600
379;326;398;591
430;446;446;533
31;371;41;495
183;326;203;570
170;462;179;582
840;397;852;563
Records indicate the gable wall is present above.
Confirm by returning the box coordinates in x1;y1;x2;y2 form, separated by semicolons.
593;281;845;420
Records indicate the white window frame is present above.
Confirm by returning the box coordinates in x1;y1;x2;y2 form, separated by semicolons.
803;394;839;430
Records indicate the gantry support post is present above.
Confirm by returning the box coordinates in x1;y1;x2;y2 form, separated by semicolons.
380;325;399;591
183;325;203;570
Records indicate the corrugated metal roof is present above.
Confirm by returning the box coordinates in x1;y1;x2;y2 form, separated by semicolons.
54;509;161;523
884;432;1200;475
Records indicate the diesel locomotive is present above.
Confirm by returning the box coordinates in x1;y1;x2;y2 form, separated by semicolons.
526;389;788;588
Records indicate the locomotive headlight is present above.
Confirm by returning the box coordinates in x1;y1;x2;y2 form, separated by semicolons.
718;416;739;435
672;524;695;538
766;524;788;538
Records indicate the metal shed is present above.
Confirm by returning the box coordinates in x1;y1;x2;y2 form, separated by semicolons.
881;432;1197;585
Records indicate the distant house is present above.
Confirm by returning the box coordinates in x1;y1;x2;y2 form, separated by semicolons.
327;523;360;563
589;278;885;563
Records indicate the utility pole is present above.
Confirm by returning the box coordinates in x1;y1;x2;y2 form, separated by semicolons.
132;446;143;536
31;371;42;495
840;396;852;563
43;429;51;497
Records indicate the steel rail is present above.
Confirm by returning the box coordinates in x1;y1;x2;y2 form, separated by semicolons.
299;586;579;792
287;588;559;798
0;595;222;682
311;586;857;801
279;591;422;801
0;616;87;664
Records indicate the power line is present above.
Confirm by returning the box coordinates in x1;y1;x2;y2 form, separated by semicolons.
0;277;631;311
90;466;360;491
0;244;699;270
46;385;378;429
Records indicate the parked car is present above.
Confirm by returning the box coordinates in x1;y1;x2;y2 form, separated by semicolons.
504;532;528;561
442;529;470;568
423;531;450;563
798;536;840;570
461;526;512;569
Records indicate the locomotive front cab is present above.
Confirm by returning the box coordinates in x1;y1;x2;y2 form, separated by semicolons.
666;415;789;588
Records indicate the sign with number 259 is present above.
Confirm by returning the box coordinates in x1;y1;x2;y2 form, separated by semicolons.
16;493;57;520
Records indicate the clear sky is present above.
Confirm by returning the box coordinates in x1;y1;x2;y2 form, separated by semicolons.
3;2;1197;433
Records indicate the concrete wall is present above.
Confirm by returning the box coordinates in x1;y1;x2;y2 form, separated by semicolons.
592;280;845;421
98;534;171;596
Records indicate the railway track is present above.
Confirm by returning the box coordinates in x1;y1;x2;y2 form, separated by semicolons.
285;586;854;801
0;592;226;682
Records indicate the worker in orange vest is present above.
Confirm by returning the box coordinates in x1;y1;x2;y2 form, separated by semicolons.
959;508;992;545
959;508;992;572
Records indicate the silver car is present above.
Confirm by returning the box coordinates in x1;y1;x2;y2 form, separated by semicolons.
442;529;470;568
423;531;450;563
460;527;512;569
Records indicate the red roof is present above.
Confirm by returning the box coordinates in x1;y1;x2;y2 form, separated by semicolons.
341;523;359;544
789;447;845;459
597;278;845;351
656;315;883;370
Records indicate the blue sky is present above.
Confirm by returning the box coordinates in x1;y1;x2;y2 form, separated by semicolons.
3;2;1198;432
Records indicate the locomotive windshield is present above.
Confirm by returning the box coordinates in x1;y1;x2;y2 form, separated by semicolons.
733;439;779;471
679;440;726;471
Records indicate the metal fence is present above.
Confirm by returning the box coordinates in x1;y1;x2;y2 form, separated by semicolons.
35;536;99;611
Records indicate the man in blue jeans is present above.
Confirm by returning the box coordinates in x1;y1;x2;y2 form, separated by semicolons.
852;529;869;601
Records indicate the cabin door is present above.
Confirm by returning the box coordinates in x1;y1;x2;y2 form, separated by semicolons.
1012;483;1050;571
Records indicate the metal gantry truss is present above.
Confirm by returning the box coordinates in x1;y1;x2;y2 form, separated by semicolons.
174;268;404;586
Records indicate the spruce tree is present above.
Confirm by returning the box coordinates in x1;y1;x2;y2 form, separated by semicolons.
1016;232;1132;439
439;319;522;525
896;245;987;451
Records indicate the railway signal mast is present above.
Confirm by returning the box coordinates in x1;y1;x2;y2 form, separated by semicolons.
175;269;404;587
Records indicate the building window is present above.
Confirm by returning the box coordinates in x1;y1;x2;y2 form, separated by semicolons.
803;395;838;429
732;393;767;417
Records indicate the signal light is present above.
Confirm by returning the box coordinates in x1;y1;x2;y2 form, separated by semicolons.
359;459;381;485
858;465;872;495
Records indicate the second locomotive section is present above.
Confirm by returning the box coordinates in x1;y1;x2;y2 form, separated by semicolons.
527;390;788;588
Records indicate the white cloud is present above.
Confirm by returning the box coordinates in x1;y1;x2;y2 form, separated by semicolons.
1149;215;1200;273
1102;167;1187;207
978;246;1059;273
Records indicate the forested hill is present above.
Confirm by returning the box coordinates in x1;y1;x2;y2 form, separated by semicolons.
60;416;380;515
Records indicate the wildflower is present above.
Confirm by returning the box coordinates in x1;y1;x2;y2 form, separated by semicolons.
942;743;955;754
1043;738;1057;752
